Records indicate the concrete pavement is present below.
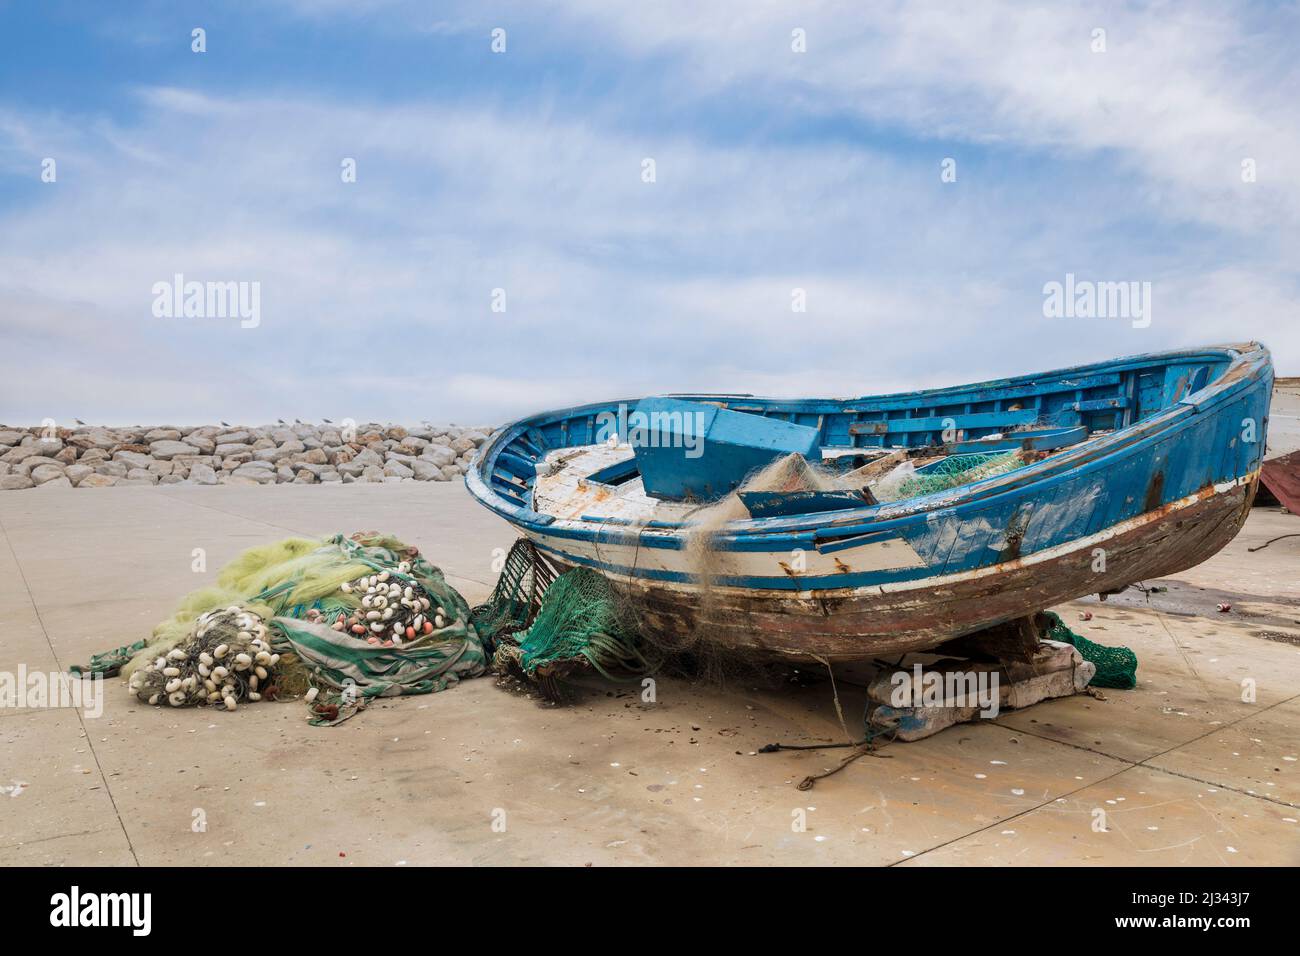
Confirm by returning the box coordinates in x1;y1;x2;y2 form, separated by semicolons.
1;483;1297;865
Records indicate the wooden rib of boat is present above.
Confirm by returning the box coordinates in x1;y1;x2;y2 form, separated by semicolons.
466;343;1274;663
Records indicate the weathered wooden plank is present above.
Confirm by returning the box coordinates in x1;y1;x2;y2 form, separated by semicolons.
849;409;1039;436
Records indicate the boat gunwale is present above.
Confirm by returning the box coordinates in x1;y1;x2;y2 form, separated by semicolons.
465;342;1272;546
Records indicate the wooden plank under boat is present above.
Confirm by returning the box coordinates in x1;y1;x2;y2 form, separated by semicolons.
465;343;1274;663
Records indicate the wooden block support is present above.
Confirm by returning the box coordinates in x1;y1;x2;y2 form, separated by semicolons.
865;639;1096;742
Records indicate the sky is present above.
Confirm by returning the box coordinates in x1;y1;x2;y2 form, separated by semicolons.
1;0;1297;426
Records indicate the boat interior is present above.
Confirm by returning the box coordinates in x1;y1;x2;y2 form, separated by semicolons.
483;351;1239;525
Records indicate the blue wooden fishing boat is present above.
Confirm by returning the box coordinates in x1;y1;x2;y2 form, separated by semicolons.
466;343;1273;662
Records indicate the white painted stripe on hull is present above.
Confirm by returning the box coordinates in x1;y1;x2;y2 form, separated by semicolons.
526;525;927;579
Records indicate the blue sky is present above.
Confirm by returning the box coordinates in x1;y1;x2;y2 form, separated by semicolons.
1;1;1297;425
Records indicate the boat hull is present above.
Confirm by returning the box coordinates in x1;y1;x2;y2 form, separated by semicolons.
532;474;1256;662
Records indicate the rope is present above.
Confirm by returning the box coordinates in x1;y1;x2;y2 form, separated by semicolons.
1247;533;1300;553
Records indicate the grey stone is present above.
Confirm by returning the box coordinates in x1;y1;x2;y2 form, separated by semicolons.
19;456;64;470
65;464;93;485
0;474;34;490
411;459;444;481
188;463;218;485
422;445;457;468
149;440;201;459
172;454;214;469
30;464;67;484
75;429;121;450
186;435;216;454
113;450;153;470
234;462;276;484
125;468;159;484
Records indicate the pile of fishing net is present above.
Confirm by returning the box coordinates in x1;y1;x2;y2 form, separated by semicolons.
472;540;655;700
76;532;487;725
129;606;279;710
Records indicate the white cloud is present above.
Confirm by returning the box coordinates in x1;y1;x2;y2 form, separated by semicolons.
1;2;1297;426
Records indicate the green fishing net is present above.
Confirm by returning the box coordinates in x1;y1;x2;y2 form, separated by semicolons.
494;566;652;686
470;538;558;652
892;450;1027;500
1042;611;1139;689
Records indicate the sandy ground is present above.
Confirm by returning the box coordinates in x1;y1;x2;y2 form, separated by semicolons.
1;482;1297;866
